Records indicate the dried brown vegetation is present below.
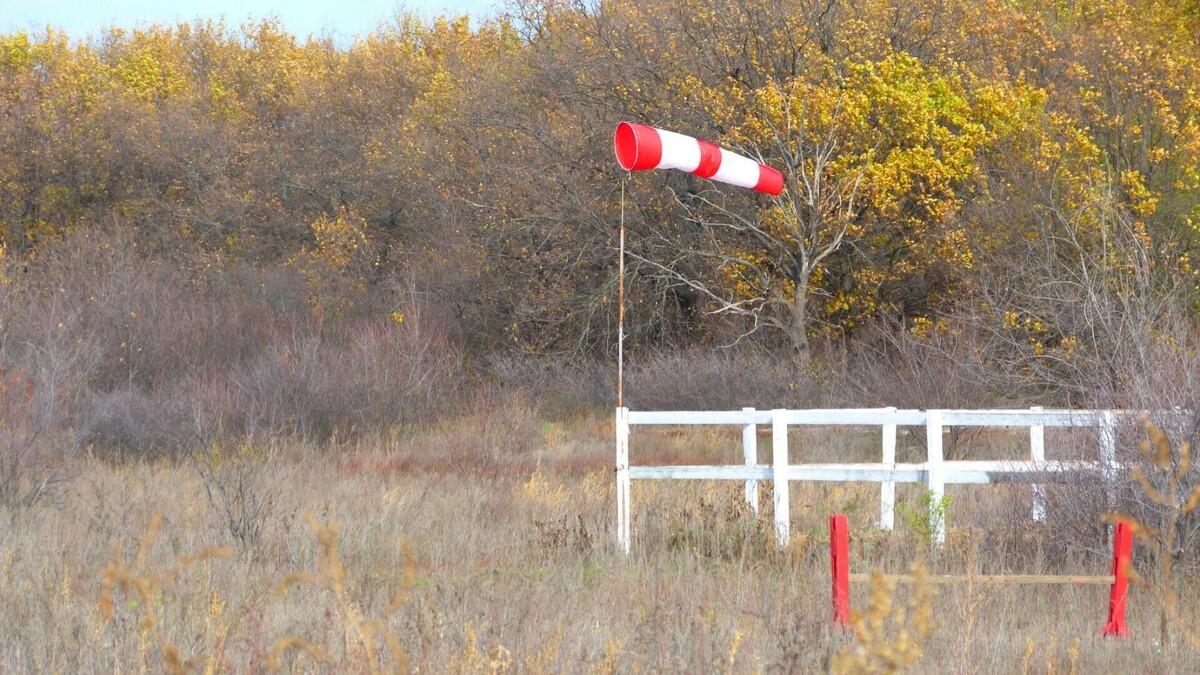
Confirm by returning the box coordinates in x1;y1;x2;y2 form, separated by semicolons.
0;414;1195;671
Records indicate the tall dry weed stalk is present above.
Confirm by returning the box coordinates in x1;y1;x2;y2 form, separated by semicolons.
98;513;233;674
829;564;935;674
1105;415;1200;649
270;515;416;673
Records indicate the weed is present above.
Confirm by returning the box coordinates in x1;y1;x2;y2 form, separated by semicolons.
829;564;935;674
663;485;774;561
98;513;233;674
194;440;278;551
533;513;594;555
270;515;415;673
448;622;512;674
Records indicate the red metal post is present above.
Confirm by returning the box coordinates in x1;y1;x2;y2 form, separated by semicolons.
830;513;850;629
1101;521;1133;637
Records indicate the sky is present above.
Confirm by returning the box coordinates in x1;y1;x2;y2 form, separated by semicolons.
1;0;500;41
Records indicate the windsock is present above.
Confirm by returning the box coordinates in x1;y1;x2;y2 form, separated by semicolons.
614;121;783;196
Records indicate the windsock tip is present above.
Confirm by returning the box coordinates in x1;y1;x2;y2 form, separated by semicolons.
756;166;784;196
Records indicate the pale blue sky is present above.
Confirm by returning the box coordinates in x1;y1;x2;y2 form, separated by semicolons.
1;0;500;41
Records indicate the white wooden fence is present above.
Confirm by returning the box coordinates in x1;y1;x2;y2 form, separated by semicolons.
614;407;1125;553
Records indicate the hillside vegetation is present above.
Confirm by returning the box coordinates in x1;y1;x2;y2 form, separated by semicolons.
3;1;1200;421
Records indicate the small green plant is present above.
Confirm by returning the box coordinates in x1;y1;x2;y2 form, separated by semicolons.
896;491;953;548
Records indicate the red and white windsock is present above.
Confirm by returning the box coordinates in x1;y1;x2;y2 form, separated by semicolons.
614;121;783;196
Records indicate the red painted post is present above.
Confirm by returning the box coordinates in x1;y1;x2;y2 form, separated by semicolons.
1101;521;1133;637
830;513;850;629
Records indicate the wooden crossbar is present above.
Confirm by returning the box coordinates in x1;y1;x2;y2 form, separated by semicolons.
847;573;1115;585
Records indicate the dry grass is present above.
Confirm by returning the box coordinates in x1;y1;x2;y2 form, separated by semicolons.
98;513;233;673
831;565;935;673
1105;415;1200;651
0;405;1196;672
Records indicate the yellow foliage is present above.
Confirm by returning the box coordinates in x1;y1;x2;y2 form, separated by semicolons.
0;32;34;72
111;28;188;103
831;565;936;673
714;52;1034;332
309;207;376;273
286;207;379;317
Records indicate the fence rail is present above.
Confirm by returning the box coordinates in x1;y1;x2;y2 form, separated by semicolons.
615;407;1126;553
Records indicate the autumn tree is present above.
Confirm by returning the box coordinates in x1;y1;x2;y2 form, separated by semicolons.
630;54;1036;358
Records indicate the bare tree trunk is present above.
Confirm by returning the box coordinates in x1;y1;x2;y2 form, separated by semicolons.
790;271;812;365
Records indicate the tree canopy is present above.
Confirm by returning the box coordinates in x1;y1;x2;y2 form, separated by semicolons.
2;0;1198;368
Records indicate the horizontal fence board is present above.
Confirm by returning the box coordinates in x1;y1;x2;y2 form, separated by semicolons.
627;462;1102;484
940;410;1104;427
776;409;929;426
944;460;1100;472
628;466;773;480
848;573;1115;585
628;464;925;483
625;408;1158;429
788;464;925;482
627;410;772;425
942;460;1103;484
627;408;932;426
628;465;922;483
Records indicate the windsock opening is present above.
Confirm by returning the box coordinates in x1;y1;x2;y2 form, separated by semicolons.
614;122;662;171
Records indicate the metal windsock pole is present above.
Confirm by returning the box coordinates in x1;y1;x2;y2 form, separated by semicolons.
612;121;782;554
618;174;626;408
611;122;784;407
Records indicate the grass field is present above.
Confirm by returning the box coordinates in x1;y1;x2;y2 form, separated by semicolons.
1;405;1197;673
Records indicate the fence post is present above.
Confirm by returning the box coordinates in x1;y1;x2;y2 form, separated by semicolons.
615;407;631;554
830;513;851;629
1030;406;1046;523
773;410;790;549
926;410;946;545
1100;411;1118;513
743;407;759;513
880;407;897;530
1101;520;1133;637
